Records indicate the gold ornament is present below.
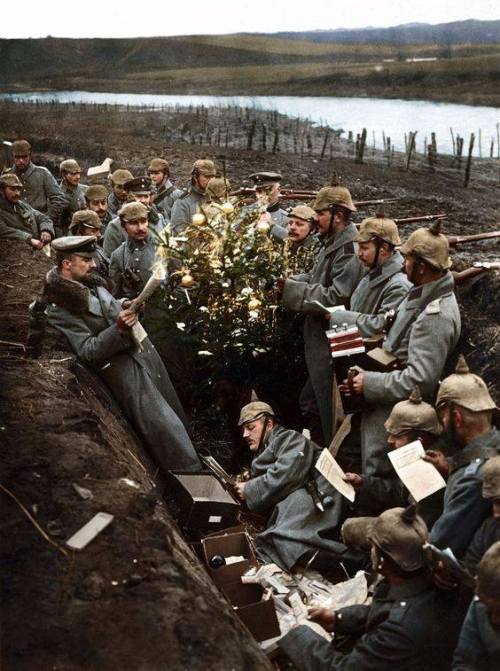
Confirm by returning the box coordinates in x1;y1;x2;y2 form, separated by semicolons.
248;298;262;310
221;201;234;215
181;273;195;288
192;213;206;226
255;220;270;235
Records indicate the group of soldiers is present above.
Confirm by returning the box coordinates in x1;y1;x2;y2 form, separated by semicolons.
1;139;499;670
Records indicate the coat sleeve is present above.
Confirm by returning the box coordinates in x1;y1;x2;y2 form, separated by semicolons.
0;219;32;243
363;308;459;404
244;433;314;512
452;601;485;671
108;252;123;297
48;308;133;368
462;520;490;575
33;208;55;238
170;198;189;234
43;170;65;222
103;220;124;257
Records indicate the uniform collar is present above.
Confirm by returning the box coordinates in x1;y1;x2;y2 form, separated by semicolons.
407;271;454;303
376;573;433;601
15;161;35;178
368;251;405;283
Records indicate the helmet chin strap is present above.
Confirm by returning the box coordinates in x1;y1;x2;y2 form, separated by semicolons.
370;238;382;270
256;416;270;453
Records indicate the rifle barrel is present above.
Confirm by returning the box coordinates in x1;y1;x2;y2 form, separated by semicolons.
394;214;447;225
448;230;500;246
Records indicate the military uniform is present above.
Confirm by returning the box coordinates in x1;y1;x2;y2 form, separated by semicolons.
170;184;207;234
102;206;165;258
245;425;344;570
59;180;88;234
12;162;65;227
107;192;125;218
154;177;182;222
282;222;365;443
279;575;461;671
463;518;500;575
453;596;500;670
0;192;54;242
109;239;156;299
44;260;200;474
430;429;500;557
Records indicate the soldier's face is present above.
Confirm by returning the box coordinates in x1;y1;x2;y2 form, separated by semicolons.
316;209;332;236
196;173;214;191
88;199;108;220
357;241;378;268
64;171;81;187
288;217;311;243
242;417;266;452
3;185;22;204
124;217;149;241
79;226;101;241
66;255;96;280
256;182;280;204
387;432;413;450
133;193;152;206
14;153;30;171
113;183;128;201
148;170;164;186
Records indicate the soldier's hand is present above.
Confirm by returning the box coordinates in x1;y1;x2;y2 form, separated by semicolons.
307;608;336;633
234;482;246;501
117;309;138;330
31;238;44;250
423;450;449;479
40;231;52;244
432;560;459;591
344;473;364;490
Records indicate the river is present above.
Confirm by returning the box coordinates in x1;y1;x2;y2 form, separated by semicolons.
1;90;499;156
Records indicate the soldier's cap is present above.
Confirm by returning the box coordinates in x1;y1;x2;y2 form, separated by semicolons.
341;516;375;551
192;159;217;177
385;386;442;436
110;169;134;186
482;456;500;500
238;401;275;426
118;202;149;223
436;355;497;413
148;158;169;174
206;177;231;200
85;184;108;201
124;176;153;195
311;185;357;213
69;210;102;232
356;213;401;246
368;504;429;572
476;541;500;601
60;159;81;174
399;220;451;271
12;140;31;156
51;236;97;258
249;172;282;188
0;173;23;188
288;204;317;224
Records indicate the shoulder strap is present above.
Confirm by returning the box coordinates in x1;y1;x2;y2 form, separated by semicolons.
155;184;175;204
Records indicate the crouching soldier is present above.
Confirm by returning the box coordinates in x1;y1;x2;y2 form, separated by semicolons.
279;506;462;671
44;236;201;474
234;402;345;571
0;173;54;248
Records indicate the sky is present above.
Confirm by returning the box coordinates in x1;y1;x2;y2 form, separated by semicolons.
1;0;499;38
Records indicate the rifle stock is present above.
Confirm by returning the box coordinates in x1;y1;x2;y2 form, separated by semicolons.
448;230;500;246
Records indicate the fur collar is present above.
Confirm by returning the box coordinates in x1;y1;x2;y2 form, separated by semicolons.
44;267;108;315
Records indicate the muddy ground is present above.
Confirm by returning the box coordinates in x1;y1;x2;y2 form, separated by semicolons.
0;103;499;670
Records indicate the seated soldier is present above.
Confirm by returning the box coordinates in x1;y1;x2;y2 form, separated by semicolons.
279;506;462;671
68;210;109;278
428;356;500;557
453;541;500;670
0;173;54;248
234;401;345;571
147;158;182;222
462;456;500;575
44;236;200;475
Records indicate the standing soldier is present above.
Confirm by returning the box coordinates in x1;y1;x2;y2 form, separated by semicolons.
278;185;364;445
10;139;64;235
68;210;109;279
147;158;182;222
284;204;319;275
0;173;54;248
170;159;216;234
107;169;133;217
59;159;88;234
248;172;289;241
85;184;113;232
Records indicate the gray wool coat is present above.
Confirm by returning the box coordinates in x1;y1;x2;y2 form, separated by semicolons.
360;272;461;477
0;194;55;242
281;223;365;443
453;597;500;670
109;238;156;299
44;269;200;474
13;162;65;223
170;184;206;234
329;252;411;337
244;425;345;570
154;178;183;222
102;207;165;258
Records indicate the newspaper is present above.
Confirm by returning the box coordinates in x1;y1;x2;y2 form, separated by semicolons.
315;449;356;503
388;440;446;502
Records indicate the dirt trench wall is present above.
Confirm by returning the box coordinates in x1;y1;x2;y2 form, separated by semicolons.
0;241;271;671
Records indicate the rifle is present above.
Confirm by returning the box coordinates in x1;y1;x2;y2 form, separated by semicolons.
452;261;500;286
424;543;476;589
229;187;398;208
394;213;447;226
448;230;500;247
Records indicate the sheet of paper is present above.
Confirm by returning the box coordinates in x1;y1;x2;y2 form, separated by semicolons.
388;440;446;502
304;300;345;315
315;449;355;503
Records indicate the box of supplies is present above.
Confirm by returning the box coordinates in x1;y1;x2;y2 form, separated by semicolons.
201;531;257;587
221;581;281;642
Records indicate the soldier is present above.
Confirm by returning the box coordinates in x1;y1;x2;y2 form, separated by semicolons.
10;139;65;234
68;210;109;278
59;159;88;234
108;202;156;299
343;221;461;478
279;505;462;671
200;177;232;224
107;169;133;217
453;542;500;670
44;236;200;474
284;204;319;275
103;177;165;258
329;214;411;337
234;402;344;571
147;158;182;222
279;185;365;445
463;456;500;575
0;173;54;248
85;184;113;232
428;356;499;557
247;172;288;241
170;159;217;234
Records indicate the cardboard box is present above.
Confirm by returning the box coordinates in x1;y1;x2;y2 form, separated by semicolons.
222;582;281;642
201;531;257;586
170;472;240;535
